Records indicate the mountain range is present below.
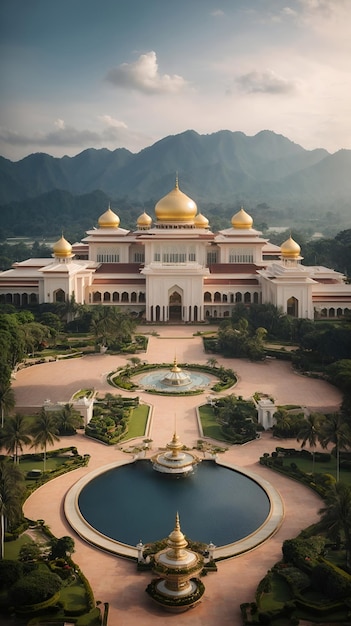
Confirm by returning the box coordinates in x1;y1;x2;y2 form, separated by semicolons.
0;129;350;237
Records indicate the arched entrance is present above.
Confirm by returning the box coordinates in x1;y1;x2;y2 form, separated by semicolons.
287;296;298;317
169;290;182;321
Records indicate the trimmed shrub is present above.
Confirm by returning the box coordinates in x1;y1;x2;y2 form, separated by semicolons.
9;569;62;607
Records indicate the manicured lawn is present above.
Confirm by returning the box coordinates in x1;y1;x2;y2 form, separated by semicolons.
16;455;68;477
259;573;292;612
4;534;34;560
60;579;89;613
198;405;227;441
122;404;149;439
280;455;351;485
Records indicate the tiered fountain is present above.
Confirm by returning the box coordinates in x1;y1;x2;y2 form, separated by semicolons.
146;512;205;612
152;431;200;476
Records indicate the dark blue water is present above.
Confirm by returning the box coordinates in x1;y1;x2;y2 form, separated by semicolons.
78;461;270;546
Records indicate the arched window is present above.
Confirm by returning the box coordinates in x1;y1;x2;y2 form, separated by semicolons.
93;291;101;302
235;292;242;303
139;292;145;303
329;307;335;318
13;293;20;305
253;292;259;304
22;293;28;305
214;292;221;302
337;308;342;317
204;292;211;302
5;293;12;303
29;293;38;304
112;292;119;302
121;292;129;302
131;292;137;303
244;292;251;303
223;294;228;302
54;288;65;303
287;296;298;317
103;292;111;302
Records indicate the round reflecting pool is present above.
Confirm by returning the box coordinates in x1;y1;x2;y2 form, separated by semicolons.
65;459;283;558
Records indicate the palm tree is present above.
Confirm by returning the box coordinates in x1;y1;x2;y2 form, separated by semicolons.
206;358;218;368
31;409;60;472
0;461;24;559
297;412;324;473
1;414;32;463
318;482;351;570
319;413;351;482
55;403;82;435
0;382;15;429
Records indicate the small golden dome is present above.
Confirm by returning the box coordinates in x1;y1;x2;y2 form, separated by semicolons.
137;211;152;228
98;206;120;229
194;212;209;228
53;235;72;258
281;235;301;258
155;180;197;223
231;207;253;229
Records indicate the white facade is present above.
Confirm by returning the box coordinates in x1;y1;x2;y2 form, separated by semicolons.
1;182;350;321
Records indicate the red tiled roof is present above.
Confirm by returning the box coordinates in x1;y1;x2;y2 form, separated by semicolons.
94;263;143;274
204;278;259;285
92;278;145;285
208;264;263;274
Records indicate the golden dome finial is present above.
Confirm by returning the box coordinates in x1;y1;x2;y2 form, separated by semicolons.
98;206;120;229
155;181;197;223
281;235;301;259
175;172;179;189
231;207;253;229
53;234;72;258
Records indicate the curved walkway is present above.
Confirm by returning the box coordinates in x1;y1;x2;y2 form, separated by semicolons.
18;326;342;626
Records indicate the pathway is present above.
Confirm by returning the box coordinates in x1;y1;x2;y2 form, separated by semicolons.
17;326;342;626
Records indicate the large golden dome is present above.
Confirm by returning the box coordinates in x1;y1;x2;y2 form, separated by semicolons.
155;180;197;223
231;207;253;229
53;235;72;258
98;206;120;228
194;212;209;229
137;211;152;229
281;235;301;258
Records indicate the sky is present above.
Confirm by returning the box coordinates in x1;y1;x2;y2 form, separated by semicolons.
0;0;350;161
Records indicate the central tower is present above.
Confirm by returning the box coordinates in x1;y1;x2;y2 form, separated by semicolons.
140;179;212;322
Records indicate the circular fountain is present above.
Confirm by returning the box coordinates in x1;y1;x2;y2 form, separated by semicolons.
132;360;215;393
160;358;192;387
152;431;200;475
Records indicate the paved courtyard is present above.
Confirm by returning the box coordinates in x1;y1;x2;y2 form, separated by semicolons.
16;326;342;626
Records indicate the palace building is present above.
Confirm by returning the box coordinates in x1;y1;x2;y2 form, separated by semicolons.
0;180;350;321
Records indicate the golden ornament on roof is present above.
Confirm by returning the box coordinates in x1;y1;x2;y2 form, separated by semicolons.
137;211;152;228
280;235;301;258
231;207;253;229
52;235;72;258
155;179;197;223
98;206;120;228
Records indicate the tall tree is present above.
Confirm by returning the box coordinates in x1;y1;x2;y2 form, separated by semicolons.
0;380;15;429
297;412;324;473
55;403;82;435
1;414;31;463
320;413;351;482
0;461;24;559
31;409;60;472
318;482;351;570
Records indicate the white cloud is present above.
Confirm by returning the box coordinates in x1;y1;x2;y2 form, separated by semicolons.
235;70;296;94
106;51;188;94
0;118;152;154
98;115;128;129
210;9;224;17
